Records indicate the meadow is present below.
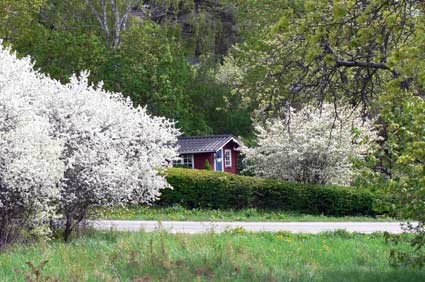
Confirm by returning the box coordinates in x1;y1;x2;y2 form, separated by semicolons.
1;230;423;282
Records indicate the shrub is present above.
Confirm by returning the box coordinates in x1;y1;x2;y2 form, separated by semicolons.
0;44;64;248
204;160;212;170
160;168;377;216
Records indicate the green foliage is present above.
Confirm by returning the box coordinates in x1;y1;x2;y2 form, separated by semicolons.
203;159;212;170
0;0;46;44
229;0;303;43
379;92;425;267
376;15;425;267
0;0;253;137
96;21;210;134
160;168;378;216
16;30;107;83
188;59;254;136
223;0;419;118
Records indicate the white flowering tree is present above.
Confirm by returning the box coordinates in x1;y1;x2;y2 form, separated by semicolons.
242;103;378;185
51;74;179;241
0;42;180;243
0;46;65;247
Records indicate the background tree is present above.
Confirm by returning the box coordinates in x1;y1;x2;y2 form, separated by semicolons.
85;0;142;48
0;0;46;44
0;0;254;137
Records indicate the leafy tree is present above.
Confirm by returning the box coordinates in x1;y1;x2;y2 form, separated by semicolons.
97;21;212;134
1;0;254;137
241;103;378;185
189;58;254;137
224;0;419;118
380;13;425;265
84;0;142;48
0;0;46;44
40;0;98;31
15;30;107;83
382;92;425;266
228;0;302;43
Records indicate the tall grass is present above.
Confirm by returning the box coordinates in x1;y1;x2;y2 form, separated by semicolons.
1;230;424;281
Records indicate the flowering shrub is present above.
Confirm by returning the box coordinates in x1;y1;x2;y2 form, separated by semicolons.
0;42;180;244
51;73;180;240
0;45;64;247
241;103;378;185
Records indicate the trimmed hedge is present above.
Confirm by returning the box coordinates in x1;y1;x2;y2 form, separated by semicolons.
159;168;377;216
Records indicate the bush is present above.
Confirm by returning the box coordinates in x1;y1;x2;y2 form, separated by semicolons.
160;168;378;216
204;160;212;170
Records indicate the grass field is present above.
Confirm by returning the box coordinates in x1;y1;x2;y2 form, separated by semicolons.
98;205;395;222
1;230;423;282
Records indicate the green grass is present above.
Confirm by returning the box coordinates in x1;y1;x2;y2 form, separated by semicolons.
98;205;396;222
1;230;423;282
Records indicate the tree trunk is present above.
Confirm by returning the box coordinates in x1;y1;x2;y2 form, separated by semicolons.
63;214;73;242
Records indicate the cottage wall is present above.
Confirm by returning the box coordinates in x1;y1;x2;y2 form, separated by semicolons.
194;153;214;170
223;141;238;174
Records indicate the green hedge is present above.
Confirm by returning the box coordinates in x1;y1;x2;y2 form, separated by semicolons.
159;168;377;216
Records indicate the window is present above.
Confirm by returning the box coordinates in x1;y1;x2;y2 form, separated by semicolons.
224;150;232;168
172;154;193;168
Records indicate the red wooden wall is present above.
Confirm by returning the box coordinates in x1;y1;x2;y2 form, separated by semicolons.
223;141;238;174
194;152;214;170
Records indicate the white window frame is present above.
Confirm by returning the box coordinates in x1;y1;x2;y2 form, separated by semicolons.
172;154;194;168
224;149;232;168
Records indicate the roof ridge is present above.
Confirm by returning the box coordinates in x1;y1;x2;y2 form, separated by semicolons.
178;134;234;139
176;134;240;154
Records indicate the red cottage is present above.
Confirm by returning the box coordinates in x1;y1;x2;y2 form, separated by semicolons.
173;135;241;174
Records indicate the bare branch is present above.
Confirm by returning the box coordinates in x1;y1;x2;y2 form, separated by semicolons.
86;0;140;49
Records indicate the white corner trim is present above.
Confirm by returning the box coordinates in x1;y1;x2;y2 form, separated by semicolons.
221;149;224;171
217;137;241;153
230;137;242;147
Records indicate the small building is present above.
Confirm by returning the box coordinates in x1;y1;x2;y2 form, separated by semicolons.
173;135;241;174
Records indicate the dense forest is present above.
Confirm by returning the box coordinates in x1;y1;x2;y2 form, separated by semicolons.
0;0;279;138
2;0;424;139
1;0;424;159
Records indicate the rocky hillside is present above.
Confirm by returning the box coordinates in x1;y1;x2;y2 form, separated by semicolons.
131;0;238;60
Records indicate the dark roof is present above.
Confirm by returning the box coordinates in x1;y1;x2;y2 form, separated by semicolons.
177;135;240;154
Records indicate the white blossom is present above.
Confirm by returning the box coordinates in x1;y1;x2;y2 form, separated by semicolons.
0;44;64;244
242;103;378;185
0;41;180;243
